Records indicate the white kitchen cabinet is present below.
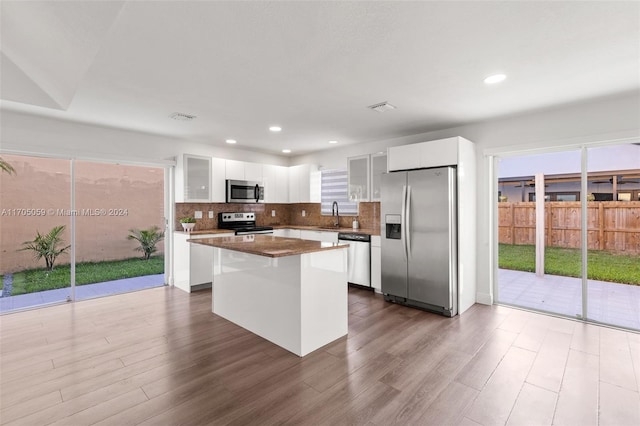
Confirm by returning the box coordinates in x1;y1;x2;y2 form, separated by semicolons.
244;162;263;182
225;159;263;183
348;155;370;202
225;159;245;181
211;157;226;202
288;164;319;203
273;228;301;238
387;143;422;172
263;164;289;203
173;232;234;293
388;136;460;171
176;154;211;202
370;152;387;201
300;230;338;243
371;235;381;293
275;166;289;202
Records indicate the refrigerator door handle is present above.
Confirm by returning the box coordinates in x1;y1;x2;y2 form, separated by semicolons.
401;184;408;261
406;185;411;258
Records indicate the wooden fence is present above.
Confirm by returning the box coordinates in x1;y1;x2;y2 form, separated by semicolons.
498;201;640;254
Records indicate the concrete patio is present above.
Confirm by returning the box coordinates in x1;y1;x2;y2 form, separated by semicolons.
0;274;165;313
498;268;640;330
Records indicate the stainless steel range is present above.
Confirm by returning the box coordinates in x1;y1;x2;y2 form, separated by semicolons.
217;212;273;235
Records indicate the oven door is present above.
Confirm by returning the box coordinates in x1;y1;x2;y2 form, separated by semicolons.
226;180;264;203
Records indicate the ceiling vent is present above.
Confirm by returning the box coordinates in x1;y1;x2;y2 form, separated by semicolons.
169;112;197;121
367;102;396;112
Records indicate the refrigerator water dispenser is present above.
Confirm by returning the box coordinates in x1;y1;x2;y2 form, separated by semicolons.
385;214;402;239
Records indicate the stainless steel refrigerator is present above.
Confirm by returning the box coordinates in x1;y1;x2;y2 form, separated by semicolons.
380;166;458;317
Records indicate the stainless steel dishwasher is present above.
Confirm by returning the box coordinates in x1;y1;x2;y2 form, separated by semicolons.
338;232;371;289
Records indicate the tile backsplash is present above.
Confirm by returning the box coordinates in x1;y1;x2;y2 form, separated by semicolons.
175;202;380;231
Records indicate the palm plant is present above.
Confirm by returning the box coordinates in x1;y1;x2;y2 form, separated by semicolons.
127;226;165;260
19;225;71;271
0;157;16;174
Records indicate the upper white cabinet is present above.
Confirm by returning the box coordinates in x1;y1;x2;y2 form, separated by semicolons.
289;164;320;203
388;136;460;171
370;152;387;201
225;159;245;181
348;155;370;202
347;152;387;201
179;154;211;202
211;157;226;202
263;164;289;203
225;160;263;182
244;162;264;182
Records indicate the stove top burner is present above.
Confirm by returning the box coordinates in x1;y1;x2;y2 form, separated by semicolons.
218;212;273;235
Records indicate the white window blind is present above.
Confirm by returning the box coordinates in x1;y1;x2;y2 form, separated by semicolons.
320;169;358;215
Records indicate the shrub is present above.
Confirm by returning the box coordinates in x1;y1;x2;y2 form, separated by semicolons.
19;225;71;271
128;226;165;260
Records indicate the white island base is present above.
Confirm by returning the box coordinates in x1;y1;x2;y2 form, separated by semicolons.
212;246;348;357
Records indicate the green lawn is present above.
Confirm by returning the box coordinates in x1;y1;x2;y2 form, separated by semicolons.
10;256;164;295
499;244;640;285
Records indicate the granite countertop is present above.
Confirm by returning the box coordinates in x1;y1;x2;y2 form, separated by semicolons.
273;225;380;235
188;235;348;258
175;229;235;235
176;225;379;236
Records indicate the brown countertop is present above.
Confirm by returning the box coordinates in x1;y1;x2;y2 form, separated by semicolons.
177;225;379;236
188;234;348;258
175;229;235;235
274;225;379;235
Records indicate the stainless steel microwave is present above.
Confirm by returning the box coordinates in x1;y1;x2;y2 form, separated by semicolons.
226;180;264;203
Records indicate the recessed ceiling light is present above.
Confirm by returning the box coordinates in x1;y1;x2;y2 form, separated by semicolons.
169;112;197;121
328;140;338;144
225;139;237;144
484;74;506;85
282;149;291;153
269;126;282;132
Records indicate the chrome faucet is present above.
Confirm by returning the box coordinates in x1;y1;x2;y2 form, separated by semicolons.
332;201;339;227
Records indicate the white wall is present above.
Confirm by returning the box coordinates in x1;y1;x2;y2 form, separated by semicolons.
0;109;289;166
292;90;640;305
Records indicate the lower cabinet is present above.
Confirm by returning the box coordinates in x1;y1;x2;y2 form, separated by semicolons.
272;229;301;239
173;232;234;293
299;230;338;243
371;235;381;293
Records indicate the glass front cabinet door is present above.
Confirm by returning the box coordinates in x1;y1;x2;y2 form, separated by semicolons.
348;155;370;202
184;154;211;202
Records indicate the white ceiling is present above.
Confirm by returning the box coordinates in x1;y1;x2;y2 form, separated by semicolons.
1;1;638;156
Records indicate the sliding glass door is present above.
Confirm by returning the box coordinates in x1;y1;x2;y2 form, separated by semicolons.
496;150;583;319
585;145;640;329
0;154;72;311
495;143;639;331
74;160;165;301
0;154;167;312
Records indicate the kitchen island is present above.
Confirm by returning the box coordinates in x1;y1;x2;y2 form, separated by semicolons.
189;235;349;356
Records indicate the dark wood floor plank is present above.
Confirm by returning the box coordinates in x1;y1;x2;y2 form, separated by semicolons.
455;328;518;390
465;346;537;426
2;286;638;426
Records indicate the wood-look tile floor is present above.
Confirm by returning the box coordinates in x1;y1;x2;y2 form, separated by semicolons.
1;286;639;425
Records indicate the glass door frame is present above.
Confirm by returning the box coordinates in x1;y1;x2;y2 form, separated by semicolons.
0;149;174;309
488;137;639;329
